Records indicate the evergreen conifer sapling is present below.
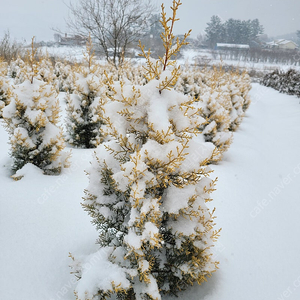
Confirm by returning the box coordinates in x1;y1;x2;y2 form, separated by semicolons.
2;38;69;176
65;35;104;148
71;2;220;299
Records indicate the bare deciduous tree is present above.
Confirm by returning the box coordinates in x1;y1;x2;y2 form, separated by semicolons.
0;31;24;63
66;0;155;67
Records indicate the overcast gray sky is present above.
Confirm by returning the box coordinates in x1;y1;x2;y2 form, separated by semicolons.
1;0;300;42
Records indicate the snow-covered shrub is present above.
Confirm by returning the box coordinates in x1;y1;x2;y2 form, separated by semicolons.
36;54;56;84
9;40;56;86
0;77;11;118
226;80;246;130
202;67;251;132
9;44;39;85
281;69;300;97
2;41;69;176
238;71;252;112
0;61;11;118
71;2;220;299
2;78;69;175
175;66;233;161
175;65;206;100
54;61;75;93
226;70;252;130
261;69;282;90
118;62;148;85
175;66;251;160
195;89;233;161
8;57;26;83
0;60;8;75
261;69;300;98
65;36;104;148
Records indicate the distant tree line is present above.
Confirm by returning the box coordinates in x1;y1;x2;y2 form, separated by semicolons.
205;15;264;48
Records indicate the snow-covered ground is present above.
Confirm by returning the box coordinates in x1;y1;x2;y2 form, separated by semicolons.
1;83;300;300
179;49;300;75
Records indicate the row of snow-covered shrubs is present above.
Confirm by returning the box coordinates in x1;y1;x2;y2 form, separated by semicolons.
175;65;251;161
0;55;252;163
0;34;252;300
260;68;300;98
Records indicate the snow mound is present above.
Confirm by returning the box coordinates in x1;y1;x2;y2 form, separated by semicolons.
12;163;44;180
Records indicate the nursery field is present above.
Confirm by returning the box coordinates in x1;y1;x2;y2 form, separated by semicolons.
180;49;300;73
39;45;300;80
1;83;300;300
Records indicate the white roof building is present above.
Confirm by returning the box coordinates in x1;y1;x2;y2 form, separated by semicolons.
266;39;298;50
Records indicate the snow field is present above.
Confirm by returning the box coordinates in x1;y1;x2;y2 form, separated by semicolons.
1;83;298;300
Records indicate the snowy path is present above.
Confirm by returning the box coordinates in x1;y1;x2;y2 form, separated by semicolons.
213;84;300;300
1;84;300;300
